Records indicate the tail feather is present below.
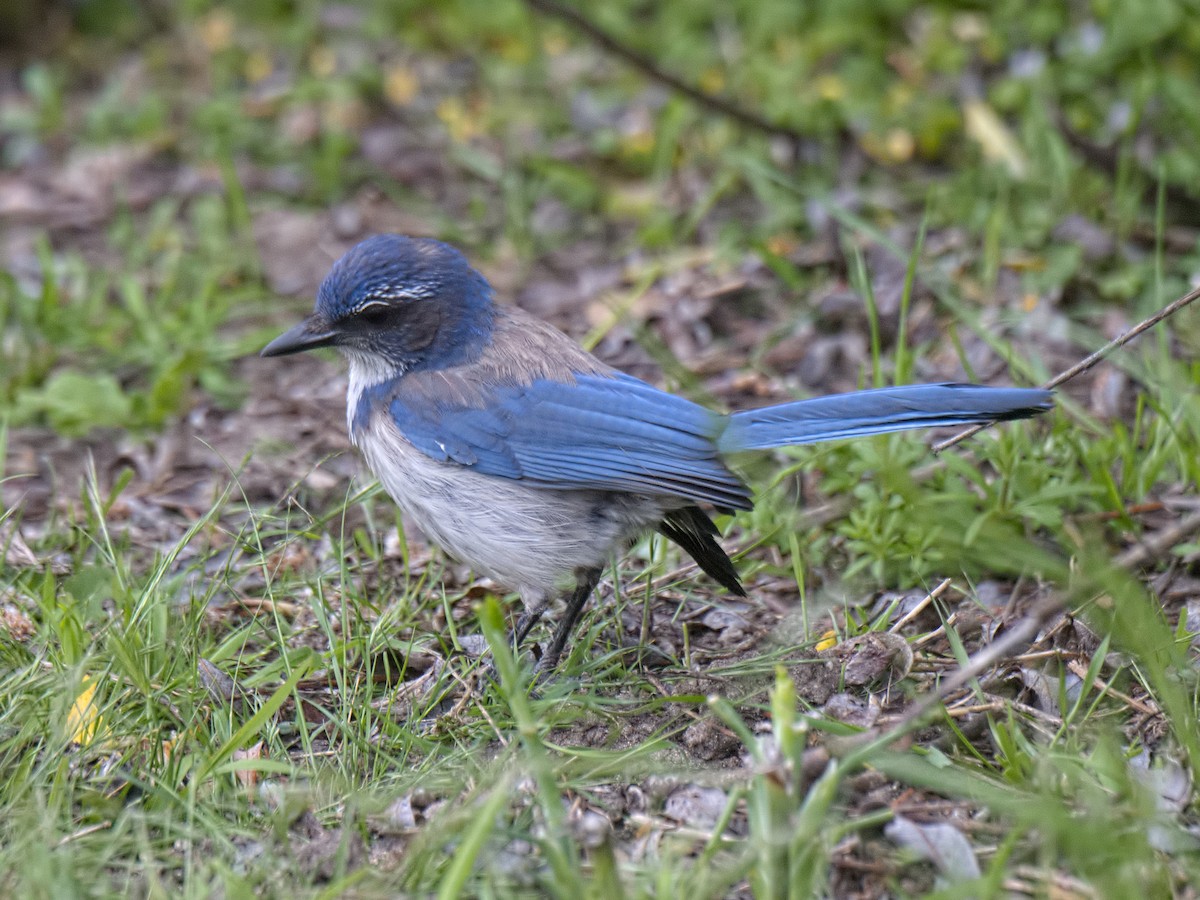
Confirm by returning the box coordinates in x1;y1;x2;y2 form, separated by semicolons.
658;506;745;595
718;383;1052;453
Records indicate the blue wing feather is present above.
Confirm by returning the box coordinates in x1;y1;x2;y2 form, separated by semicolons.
386;372;753;509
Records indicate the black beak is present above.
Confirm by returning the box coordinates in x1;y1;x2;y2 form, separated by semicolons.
261;316;338;357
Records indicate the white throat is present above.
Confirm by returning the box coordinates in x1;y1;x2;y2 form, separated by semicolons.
343;350;405;442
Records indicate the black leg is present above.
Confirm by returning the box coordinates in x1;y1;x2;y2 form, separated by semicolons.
474;609;543;690
511;608;543;649
536;568;602;673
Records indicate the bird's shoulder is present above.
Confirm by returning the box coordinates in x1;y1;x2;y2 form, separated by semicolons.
397;304;613;406
473;304;613;384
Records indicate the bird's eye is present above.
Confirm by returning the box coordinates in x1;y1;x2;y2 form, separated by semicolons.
358;305;390;326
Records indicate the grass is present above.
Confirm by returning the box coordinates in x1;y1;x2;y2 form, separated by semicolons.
3;0;1200;895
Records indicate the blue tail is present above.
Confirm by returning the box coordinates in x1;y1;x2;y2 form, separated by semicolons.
717;383;1052;453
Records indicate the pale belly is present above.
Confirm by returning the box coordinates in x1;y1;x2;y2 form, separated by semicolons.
353;417;668;595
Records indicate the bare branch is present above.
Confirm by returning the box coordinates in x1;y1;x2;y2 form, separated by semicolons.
522;0;812;150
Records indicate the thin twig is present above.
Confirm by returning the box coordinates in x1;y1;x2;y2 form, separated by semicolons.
56;820;113;847
888;577;953;633
1114;509;1200;569
522;0;811;149
933;282;1200;453
1065;659;1159;716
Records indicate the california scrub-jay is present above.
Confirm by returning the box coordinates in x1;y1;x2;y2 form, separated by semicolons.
263;235;1052;670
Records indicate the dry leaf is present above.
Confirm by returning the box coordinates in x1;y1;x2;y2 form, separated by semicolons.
963;99;1027;177
663;785;728;829
233;741;265;791
67;676;102;746
833;632;914;685
885;814;981;882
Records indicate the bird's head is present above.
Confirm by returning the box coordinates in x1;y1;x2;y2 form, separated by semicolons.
261;234;495;374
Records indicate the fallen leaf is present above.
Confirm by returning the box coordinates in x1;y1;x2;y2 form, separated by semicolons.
885;814;981;882
663;785;728;829
67;676;102;747
832;632;913;685
963;99;1027;177
233;741;265;791
2;604;35;641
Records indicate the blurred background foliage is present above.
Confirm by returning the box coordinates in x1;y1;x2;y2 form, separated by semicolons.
2;0;1199;426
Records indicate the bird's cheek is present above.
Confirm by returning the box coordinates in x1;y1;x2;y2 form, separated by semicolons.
394;303;443;352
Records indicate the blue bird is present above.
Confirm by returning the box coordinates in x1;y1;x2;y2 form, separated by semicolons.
263;235;1052;670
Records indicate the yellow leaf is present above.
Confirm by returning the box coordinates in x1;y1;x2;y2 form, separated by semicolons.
308;46;337;79
384;65;420;107
815;630;838;652
860;129;914;164
436;97;482;143
244;49;273;84
885;127;915;163
1004;253;1046;273
603;182;658;220
68;676;102;746
618;129;655;157
199;9;234;53
887;83;915;109
493;35;532;64
951;13;987;42
815;74;845;102
765;233;799;256
963;99;1027;178
699;68;726;94
542;32;569;56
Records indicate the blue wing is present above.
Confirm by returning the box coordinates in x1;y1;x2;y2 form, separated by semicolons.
386;372;753;509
